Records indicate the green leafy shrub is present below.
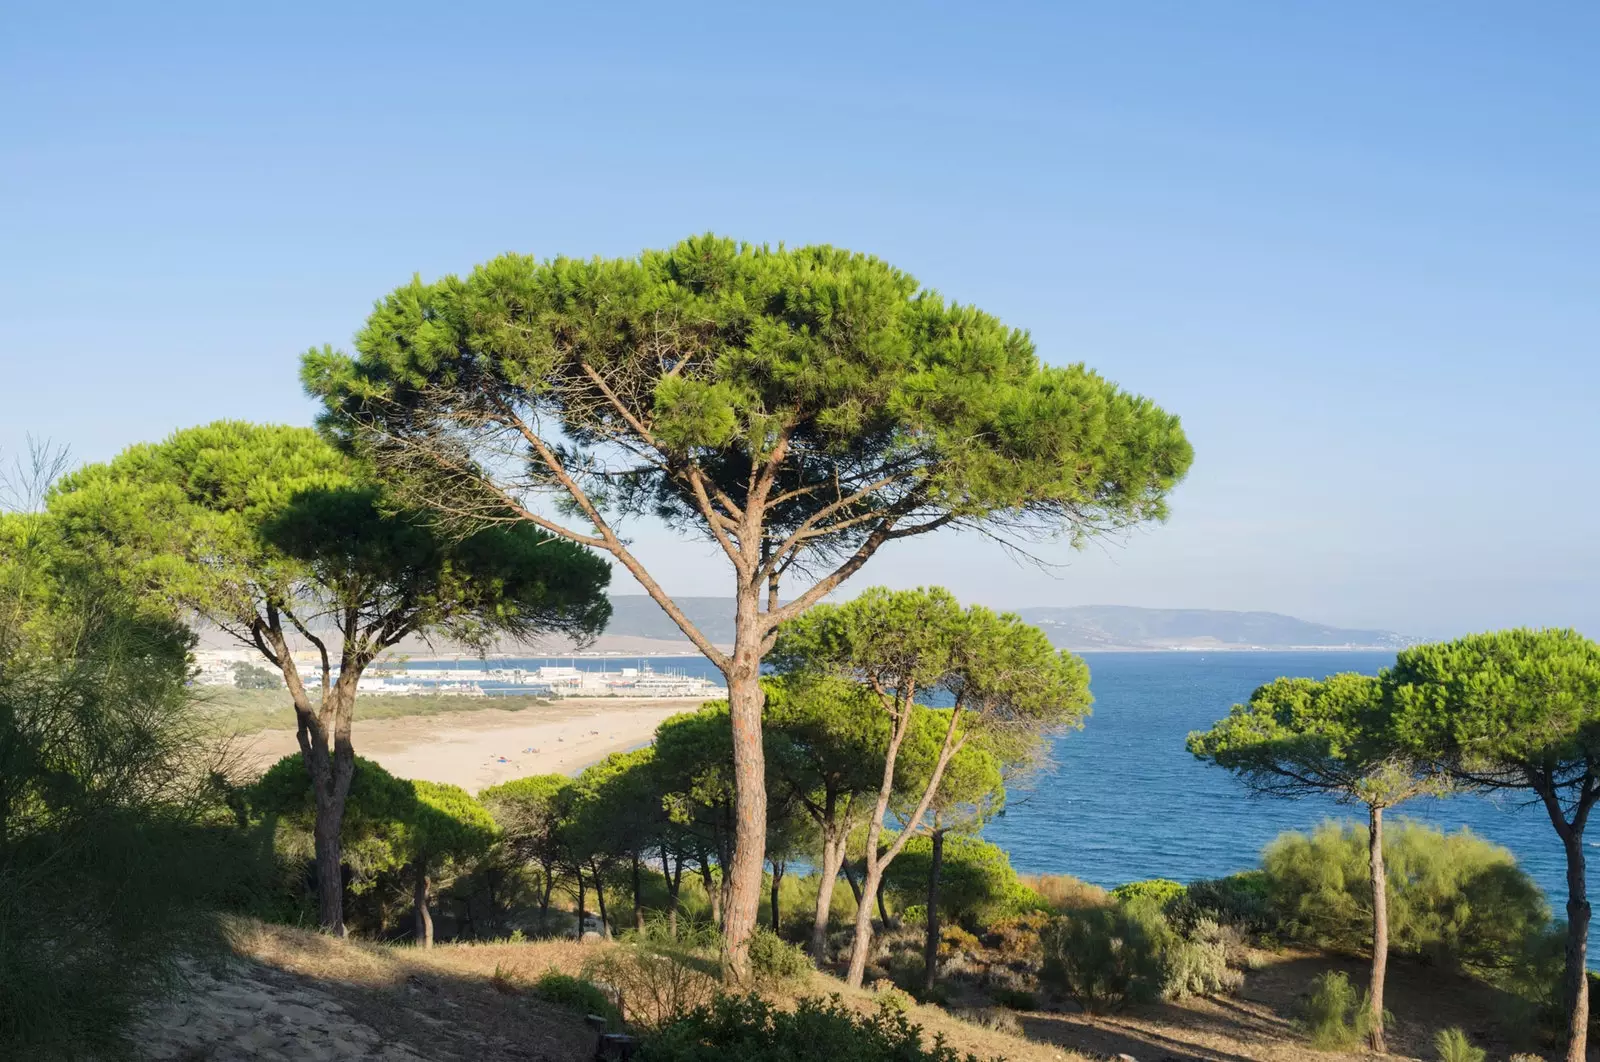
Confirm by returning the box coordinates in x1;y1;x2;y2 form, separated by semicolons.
1110;878;1186;910
1300;970;1375;1050
1263;820;1548;970
640;993;983;1062
1434;1027;1486;1062
884;834;1036;928
532;970;620;1024
1040;903;1167;1011
1178;871;1273;935
1161;917;1244;1000
748;926;812;983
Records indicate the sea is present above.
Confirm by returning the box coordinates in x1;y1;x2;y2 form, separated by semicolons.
429;651;1568;909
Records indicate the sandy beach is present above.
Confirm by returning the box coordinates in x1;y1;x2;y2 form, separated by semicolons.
239;698;691;791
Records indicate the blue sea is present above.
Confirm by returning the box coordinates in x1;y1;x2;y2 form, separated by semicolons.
420;651;1567;908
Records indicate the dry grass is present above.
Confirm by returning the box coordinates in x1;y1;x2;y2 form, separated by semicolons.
200;918;1559;1062
1020;873;1111;911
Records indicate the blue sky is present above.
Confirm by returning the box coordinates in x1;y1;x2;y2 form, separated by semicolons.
2;2;1595;639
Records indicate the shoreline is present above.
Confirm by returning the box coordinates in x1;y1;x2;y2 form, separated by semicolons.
236;697;689;792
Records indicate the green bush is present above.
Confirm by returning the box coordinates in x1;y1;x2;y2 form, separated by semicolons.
1300;970;1375;1050
532;970;621;1024
1110;878;1186;910
884;834;1036;928
1040;902;1167;1011
1179;871;1272;935
1161;917;1243;1000
640;993;982;1062
1263;820;1548;969
1434;1026;1486;1062
747;926;812;983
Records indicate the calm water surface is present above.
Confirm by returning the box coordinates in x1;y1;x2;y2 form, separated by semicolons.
986;652;1564;905
424;651;1568;908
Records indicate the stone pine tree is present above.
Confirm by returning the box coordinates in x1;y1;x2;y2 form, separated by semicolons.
303;236;1191;976
773;586;1091;987
404;780;498;948
479;774;572;926
1188;673;1437;1053
49;421;610;935
1389;630;1600;1062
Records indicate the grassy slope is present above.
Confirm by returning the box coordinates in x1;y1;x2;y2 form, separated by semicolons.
163;915;1548;1062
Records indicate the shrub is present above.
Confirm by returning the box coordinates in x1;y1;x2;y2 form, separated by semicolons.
884;834;1035;928
1300;970;1374;1050
1023;873;1111;912
1263;820;1548;969
952;1006;1022;1036
1435;1026;1486;1062
582;947;718;1029
1178;871;1272;935
989;987;1038;1011
1161;918;1244;1000
747;927;812;983
641;994;983;1062
981;913;1048;964
532;970;621;1024
939;923;982;958
1040;903;1167;1011
1111;878;1187;910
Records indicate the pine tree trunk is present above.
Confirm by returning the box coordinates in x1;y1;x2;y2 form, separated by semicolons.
413;860;433;949
1366;806;1387;1053
810;832;847;962
770;860;784;932
701;855;721;926
924;829;944;992
876;878;892;928
1562;830;1591;1062
720;592;768;982
311;786;347;937
593;862;611;938
632;853;645;932
845;861;886;987
667;851;682;938
842;860;863;906
576;869;586;940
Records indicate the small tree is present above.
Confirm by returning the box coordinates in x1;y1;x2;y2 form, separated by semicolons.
774;586;1090;987
50;421;611;934
764;675;891;960
1389;629;1600;1062
894;713;1007;991
305;236;1191;975
569;748;662;934
254;756;496;947
479;774;571;926
1187;672;1437;1052
405;780;498;948
653;704;739;928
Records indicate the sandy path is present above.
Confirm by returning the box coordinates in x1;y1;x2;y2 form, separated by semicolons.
239;698;690;790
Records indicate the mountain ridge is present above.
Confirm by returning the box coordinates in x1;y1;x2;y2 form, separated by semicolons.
600;596;1412;651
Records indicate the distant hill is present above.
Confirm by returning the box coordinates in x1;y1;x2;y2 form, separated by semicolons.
600;597;1413;652
1010;605;1413;651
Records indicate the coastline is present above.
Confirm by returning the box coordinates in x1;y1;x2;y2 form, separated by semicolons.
236;697;690;792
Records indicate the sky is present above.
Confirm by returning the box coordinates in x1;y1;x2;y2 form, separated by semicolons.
2;2;1595;640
